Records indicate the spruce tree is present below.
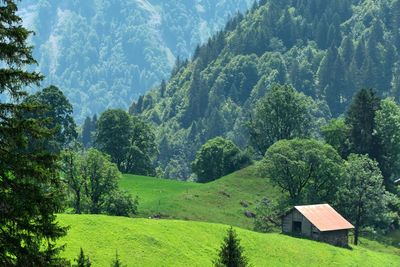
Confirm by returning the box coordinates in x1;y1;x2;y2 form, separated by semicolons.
160;79;166;97
73;248;91;267
0;0;67;265
82;116;92;148
346;88;381;159
110;251;126;267
214;227;249;267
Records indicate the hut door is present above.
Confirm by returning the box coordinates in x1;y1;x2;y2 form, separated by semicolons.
293;221;302;234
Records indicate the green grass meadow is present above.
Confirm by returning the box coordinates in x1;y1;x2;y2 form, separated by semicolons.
120;165;278;229
58;166;400;266
59;214;400;267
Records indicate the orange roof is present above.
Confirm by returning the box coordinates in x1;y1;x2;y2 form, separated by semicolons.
295;204;354;232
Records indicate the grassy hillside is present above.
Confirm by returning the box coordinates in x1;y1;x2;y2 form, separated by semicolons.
120;165;279;229
59;214;400;267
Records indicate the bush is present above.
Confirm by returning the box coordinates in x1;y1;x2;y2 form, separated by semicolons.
104;191;139;217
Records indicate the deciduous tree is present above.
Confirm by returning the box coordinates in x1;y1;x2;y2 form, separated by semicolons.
375;98;400;191
192;137;250;183
24;85;77;150
337;154;392;245
261;139;343;204
249;84;315;155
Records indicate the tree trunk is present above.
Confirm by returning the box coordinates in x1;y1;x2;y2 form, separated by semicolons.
354;215;360;245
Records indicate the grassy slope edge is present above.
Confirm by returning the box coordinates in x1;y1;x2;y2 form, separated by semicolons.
59;214;399;267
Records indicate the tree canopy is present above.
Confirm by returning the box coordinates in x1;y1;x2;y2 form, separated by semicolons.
24;85;77;150
192;137;250;183
261;139;343;204
60;149;137;217
337;154;393;245
96;109;158;175
250;84;315;155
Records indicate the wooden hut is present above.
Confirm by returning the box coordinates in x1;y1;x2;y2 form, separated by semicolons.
282;204;354;247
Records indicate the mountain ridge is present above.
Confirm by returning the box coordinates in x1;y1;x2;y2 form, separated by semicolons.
132;0;400;179
19;0;254;122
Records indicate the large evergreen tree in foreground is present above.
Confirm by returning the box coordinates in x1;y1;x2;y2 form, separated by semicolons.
0;0;67;265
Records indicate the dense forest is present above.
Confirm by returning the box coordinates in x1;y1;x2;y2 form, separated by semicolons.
2;0;400;265
131;0;400;180
18;0;253;122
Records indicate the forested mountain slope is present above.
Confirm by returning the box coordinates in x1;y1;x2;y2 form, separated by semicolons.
19;0;253;122
132;0;400;179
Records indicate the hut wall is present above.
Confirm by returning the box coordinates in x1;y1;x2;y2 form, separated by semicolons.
282;210;313;236
319;230;349;247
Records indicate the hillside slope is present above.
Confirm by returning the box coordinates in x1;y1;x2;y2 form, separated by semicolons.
120;165;278;229
19;0;253;122
132;0;400;179
59;214;400;266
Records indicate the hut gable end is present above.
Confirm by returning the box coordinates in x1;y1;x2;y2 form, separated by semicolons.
281;204;354;247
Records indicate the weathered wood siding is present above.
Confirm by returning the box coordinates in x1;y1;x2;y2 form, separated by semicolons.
319;230;349;247
282;209;349;247
282;209;312;236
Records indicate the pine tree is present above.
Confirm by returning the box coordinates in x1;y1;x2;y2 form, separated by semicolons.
391;64;400;101
339;36;354;65
73;248;91;267
214;227;249;267
81;116;92;148
160;79;166;97
0;0;67;265
392;0;400;45
110;251;126;267
346;88;381;159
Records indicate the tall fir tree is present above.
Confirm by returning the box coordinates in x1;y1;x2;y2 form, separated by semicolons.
346;88;381;160
0;0;67;265
81;116;92;148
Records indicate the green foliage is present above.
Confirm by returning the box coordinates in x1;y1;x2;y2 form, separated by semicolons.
96;109;132;170
192;137;251;183
0;1;67;265
24;85;77;150
134;0;400;179
60;149;137;216
375;98;400;189
73;248;91;267
261;139;343;204
126;116;158;176
60;149;86;214
346;89;381;159
337;154;394;245
321;118;350;158
214;227;249;267
253;198;283;233
82;149;120;214
249;84;316;155
58;214;400;266
103;190;138;217
81;115;97;148
96;109;158;175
